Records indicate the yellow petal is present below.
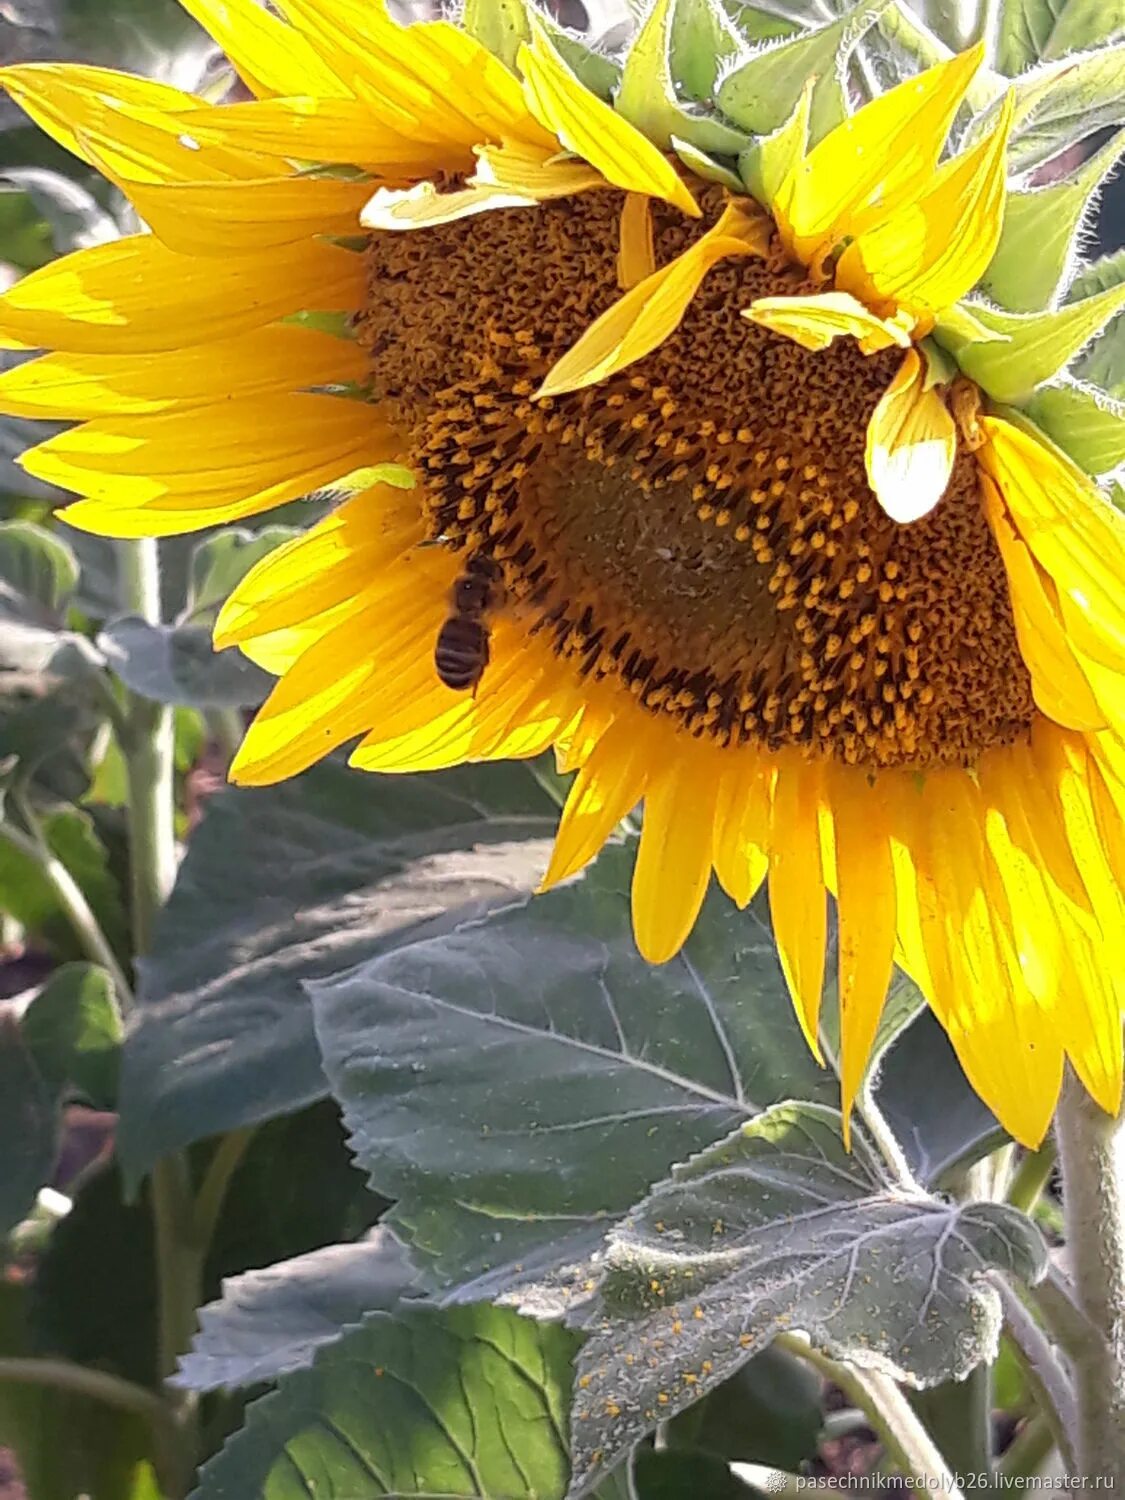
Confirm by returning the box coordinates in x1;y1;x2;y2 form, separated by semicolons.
979;474;1105;732
864;348;957;523
743;290;912;353
0;325;367;418
277;0;549;152
474;139;605;199
538;203;770;397
540;718;652;889
836;92;1014;321
85;155;373;256
632;757;718;964
978;416;1125;676
25;395;395;536
361;179;537;230
773;44;986;268
617;192;656;290
0;64;205;166
177;0;349;100
712;753;774;908
768;754;826;1061
158;97;448;175
517;17;699;217
0;234;364;355
832;770;896;1147
214;488;421;647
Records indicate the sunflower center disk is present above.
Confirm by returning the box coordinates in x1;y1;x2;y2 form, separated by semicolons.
358;190;1035;769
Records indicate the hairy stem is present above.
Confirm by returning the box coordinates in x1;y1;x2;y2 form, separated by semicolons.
117;538;200;1487
777;1335;963;1496
1055;1079;1125;1484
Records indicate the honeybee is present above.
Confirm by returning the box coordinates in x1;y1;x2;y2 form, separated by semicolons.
434;554;504;692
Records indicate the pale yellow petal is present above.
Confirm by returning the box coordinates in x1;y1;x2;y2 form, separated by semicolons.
743;290;912;353
864;349;957;523
518;17;699;217
539;203;769;397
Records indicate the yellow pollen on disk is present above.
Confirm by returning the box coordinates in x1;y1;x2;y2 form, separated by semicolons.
356;187;1035;769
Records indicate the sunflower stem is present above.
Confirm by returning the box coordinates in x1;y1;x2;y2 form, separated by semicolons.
117;537;201;1489
777;1335;963;1495
1055;1076;1125;1485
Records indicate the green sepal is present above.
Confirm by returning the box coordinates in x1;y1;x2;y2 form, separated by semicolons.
997;0;1125;82
953;281;1125;402
1071;249;1125;398
672;136;743;190
1024;379;1125;477
617;0;750;154
932;302;1010;356
919;337;958;391
875;4;1004;112
1001;43;1125;173
540;16;621;100
670;0;744;101
981;129;1125;314
716;0;891;140
461;0;529;68
737;79;811;208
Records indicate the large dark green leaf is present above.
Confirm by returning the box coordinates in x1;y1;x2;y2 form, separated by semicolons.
0;1012;57;1234
192;1304;577;1500
175;1227;419;1393
566;1103;1046;1496
98;615;272;708
310;844;838;1304
117;758;556;1185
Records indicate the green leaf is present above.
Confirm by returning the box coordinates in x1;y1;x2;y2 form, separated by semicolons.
716;0;891;139
0;807;128;964
996;0;1125;77
98;614;272;708
1024;379;1125;475
545;20;622;100
667;1345;821;1470
634;1449;759;1499
19;961;122;1108
1004;44;1125;173
0;668;104;804
192;1304;576;1500
185;525;300;623
0;1013;57;1235
1071;248;1125;396
981;130;1125;313
175;1227;418;1394
463;0;531;67
0;519;78;614
617;0;750;153
567;1103;1047;1495
117;760;557;1186
670;0;743;101
951;279;1125;401
309;844;839;1302
738;81;811;206
876;1009;1005;1187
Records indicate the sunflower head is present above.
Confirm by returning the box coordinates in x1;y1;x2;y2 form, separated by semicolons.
2;0;1124;1147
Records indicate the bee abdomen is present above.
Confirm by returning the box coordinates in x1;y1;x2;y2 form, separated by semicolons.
435;616;490;690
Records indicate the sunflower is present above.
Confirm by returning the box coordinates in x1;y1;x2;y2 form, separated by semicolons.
2;0;1124;1147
